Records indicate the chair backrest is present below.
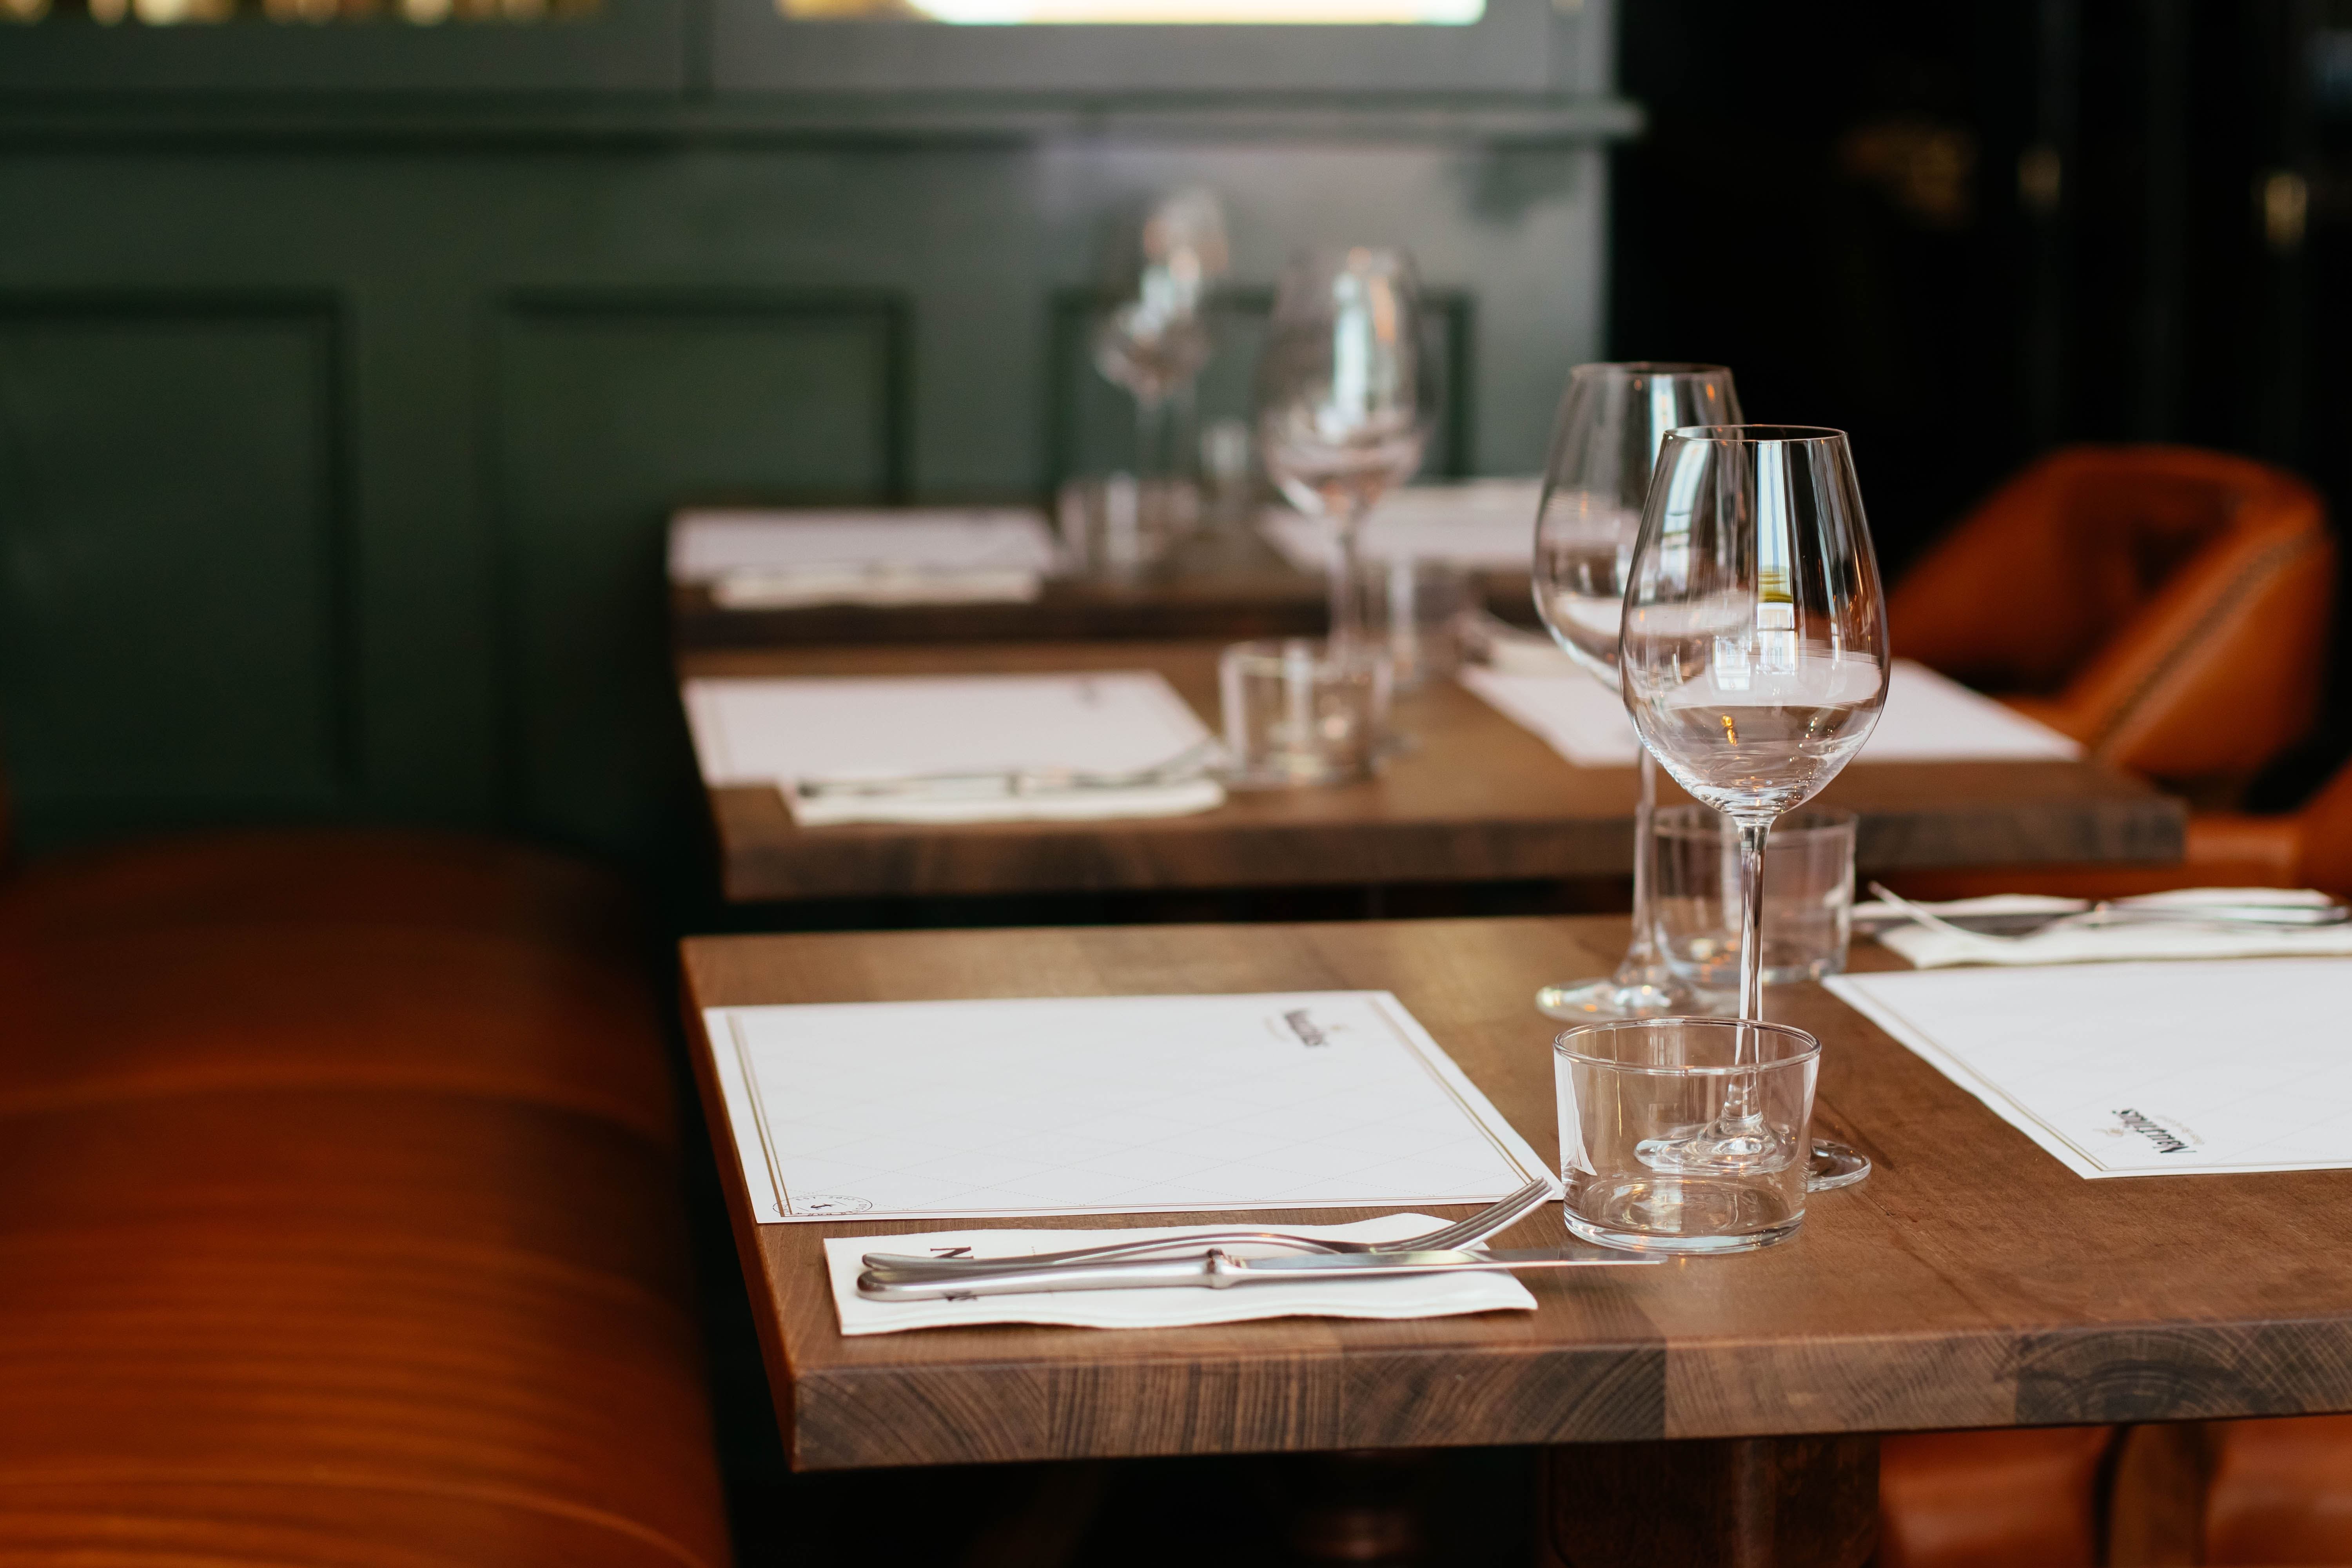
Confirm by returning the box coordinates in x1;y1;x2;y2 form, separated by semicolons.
2294;754;2352;897
1891;444;2335;796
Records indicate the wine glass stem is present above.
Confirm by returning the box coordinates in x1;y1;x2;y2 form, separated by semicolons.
1736;816;1770;1027
1328;497;1370;653
1623;751;1665;970
1134;394;1163;484
1722;814;1771;1125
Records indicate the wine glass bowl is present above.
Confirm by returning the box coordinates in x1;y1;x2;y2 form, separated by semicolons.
1254;247;1438;651
1621;426;1889;828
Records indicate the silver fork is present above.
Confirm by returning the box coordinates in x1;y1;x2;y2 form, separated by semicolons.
795;738;1220;802
1866;882;2349;943
858;1174;1554;1279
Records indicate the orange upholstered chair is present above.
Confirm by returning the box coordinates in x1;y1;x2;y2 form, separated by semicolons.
1879;1426;2119;1568
0;827;732;1567
1891;445;2334;802
2105;1414;2352;1564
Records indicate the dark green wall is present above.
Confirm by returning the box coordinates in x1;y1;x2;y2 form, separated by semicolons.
0;117;1619;869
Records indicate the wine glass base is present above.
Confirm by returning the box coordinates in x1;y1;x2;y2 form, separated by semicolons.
1808;1139;1871;1189
1535;977;1686;1022
1633;1122;1798;1178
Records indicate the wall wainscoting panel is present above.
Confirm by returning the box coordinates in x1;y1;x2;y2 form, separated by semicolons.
0;293;350;846
492;289;911;863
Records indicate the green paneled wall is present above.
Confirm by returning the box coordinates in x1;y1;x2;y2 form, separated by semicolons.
0;296;347;838
0;134;1613;871
497;289;908;855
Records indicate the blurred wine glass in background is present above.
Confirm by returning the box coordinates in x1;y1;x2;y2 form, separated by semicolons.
1093;187;1226;523
1254;246;1437;657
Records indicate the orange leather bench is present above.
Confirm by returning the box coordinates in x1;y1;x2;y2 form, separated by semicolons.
0;820;732;1567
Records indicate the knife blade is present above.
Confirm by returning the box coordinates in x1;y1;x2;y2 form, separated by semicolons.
855;1245;1666;1301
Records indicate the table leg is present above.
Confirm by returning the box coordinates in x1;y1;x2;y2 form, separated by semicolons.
1544;1435;1880;1568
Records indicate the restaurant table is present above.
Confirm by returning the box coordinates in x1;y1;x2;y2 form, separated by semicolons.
683;915;2352;1566
672;525;1533;650
682;639;2184;905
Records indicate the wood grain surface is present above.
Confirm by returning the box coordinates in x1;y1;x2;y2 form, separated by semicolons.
682;916;2352;1472
682;641;2185;903
671;528;1531;649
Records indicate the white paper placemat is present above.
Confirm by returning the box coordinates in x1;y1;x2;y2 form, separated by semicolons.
1459;657;2084;768
682;670;1223;824
1260;478;1544;570
824;1212;1537;1335
670;507;1060;583
1826;958;2352;1178
702;991;1554;1223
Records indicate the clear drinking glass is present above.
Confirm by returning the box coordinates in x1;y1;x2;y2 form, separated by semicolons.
1359;557;1471;691
1255;248;1439;661
1555;1018;1835;1253
1531;362;1742;1022
1218;637;1393;788
1651;805;1857;993
1619;426;1888;1187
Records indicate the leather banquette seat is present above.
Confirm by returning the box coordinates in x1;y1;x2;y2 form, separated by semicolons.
0;813;731;1568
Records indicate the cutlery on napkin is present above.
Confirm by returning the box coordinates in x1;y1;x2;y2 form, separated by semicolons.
824;1214;1559;1335
1858;886;2352;968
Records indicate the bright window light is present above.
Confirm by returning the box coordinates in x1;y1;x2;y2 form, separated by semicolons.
783;0;1484;21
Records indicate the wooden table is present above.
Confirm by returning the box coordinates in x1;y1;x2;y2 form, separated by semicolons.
683;640;2184;904
684;916;2352;1564
672;527;1532;650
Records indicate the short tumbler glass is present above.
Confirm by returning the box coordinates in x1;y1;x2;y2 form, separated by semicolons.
1218;637;1392;788
1555;1018;1826;1253
1359;558;1471;691
1651;805;1857;994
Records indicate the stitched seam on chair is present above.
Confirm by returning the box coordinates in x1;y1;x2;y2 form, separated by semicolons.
2085;532;2328;759
0;1469;721;1568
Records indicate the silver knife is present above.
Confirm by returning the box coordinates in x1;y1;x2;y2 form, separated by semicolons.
856;1246;1665;1301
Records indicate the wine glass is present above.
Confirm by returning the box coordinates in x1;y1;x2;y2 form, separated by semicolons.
1094;188;1225;496
1255;247;1438;657
1532;362;1742;1022
1619;426;1887;1187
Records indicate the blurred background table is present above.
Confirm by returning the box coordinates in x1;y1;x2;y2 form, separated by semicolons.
681;640;2185;906
684;915;2352;1566
671;526;1535;650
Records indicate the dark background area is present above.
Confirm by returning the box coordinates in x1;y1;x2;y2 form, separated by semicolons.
1610;0;2352;810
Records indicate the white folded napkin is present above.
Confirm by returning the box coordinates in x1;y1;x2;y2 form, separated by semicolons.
1461;612;1581;676
824;1212;1537;1336
1864;888;2352;968
710;565;1041;610
785;775;1225;827
672;507;1062;608
1460;658;2083;768
686;671;1226;827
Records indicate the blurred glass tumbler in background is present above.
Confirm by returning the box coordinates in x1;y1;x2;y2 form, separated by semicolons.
1651;804;1857;993
1219;637;1392;788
